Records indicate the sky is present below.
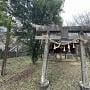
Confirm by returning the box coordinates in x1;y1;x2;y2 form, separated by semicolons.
61;0;90;26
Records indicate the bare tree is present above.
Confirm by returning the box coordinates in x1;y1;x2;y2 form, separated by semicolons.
66;12;90;59
66;12;90;26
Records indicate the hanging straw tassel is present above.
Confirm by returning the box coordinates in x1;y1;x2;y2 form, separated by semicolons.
73;43;75;48
53;44;57;50
68;43;70;52
53;43;60;50
63;46;65;52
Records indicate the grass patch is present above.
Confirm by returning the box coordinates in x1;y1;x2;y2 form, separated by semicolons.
0;56;42;90
0;56;33;82
0;56;90;90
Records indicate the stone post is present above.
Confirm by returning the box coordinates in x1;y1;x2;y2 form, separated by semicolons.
38;31;50;90
79;37;90;90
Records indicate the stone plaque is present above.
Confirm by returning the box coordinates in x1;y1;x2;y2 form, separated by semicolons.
66;53;74;59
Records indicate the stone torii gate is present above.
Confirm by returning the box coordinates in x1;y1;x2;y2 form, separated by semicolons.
32;24;90;90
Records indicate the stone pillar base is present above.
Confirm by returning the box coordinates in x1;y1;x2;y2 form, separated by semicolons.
79;81;90;90
37;80;50;90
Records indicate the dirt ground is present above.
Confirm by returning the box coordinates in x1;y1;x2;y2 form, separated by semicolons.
47;61;81;90
0;57;90;90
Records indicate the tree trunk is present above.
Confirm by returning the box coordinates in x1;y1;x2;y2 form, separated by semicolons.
1;29;10;76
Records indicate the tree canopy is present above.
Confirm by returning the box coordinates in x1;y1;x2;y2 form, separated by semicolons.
0;0;12;29
10;0;65;64
11;0;64;25
31;0;63;25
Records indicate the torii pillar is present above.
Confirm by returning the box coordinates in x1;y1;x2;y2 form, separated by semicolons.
79;34;90;90
38;31;50;90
